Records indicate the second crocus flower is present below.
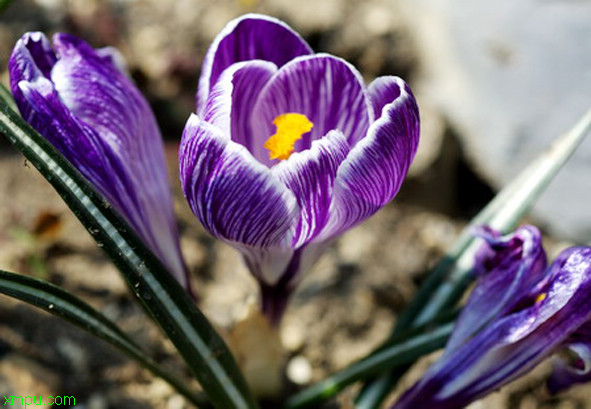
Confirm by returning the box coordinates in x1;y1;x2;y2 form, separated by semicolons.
179;14;420;324
393;226;591;409
9;33;189;289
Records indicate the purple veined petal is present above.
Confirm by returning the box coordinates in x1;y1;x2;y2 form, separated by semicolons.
179;113;299;283
470;225;503;277
50;34;150;152
392;246;591;409
272;130;350;248
201;60;277;153
9;32;56;82
9;32;57;121
197;13;313;115
444;225;547;353
317;77;419;242
548;341;591;394
250;54;373;167
17;76;124;198
95;46;129;76
9;32;189;289
367;76;403;119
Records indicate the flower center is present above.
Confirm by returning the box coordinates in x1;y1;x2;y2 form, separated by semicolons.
264;113;313;161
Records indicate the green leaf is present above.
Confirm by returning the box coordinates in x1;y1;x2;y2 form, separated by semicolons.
0;89;257;409
285;310;457;409
0;269;209;408
285;320;454;409
355;107;591;408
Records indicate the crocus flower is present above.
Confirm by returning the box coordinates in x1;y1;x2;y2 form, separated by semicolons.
393;226;591;409
9;33;189;289
179;14;420;323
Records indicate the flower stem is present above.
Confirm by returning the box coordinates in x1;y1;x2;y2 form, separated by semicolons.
260;282;291;327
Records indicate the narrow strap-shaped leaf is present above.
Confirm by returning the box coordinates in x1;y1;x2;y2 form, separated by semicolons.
286;324;450;409
285;310;457;409
0;89;257;409
0;269;208;408
355;107;591;408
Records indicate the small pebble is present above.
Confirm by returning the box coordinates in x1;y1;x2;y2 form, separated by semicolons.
167;394;186;409
287;355;313;385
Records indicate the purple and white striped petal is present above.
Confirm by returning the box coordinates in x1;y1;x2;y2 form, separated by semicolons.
367;76;404;118
95;46;129;75
9;33;188;288
179;114;299;284
444;225;547;353
272;130;350;248
202;60;277;156
251;54;373;166
197;14;312;114
393;246;591;409
317;77;419;242
9;32;57;122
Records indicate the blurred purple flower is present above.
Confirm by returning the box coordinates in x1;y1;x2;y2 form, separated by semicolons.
9;33;190;290
393;226;591;409
547;322;591;394
179;14;420;323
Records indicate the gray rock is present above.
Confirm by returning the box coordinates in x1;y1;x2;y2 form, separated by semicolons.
401;0;591;241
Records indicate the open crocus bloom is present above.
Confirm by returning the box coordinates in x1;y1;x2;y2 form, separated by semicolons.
179;14;420;323
393;226;591;409
9;33;189;289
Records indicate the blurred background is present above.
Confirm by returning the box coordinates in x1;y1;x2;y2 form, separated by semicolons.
0;0;590;408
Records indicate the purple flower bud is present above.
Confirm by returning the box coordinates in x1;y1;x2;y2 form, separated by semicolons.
9;33;189;289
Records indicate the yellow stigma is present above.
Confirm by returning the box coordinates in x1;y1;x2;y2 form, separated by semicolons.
264;113;313;161
535;293;547;304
